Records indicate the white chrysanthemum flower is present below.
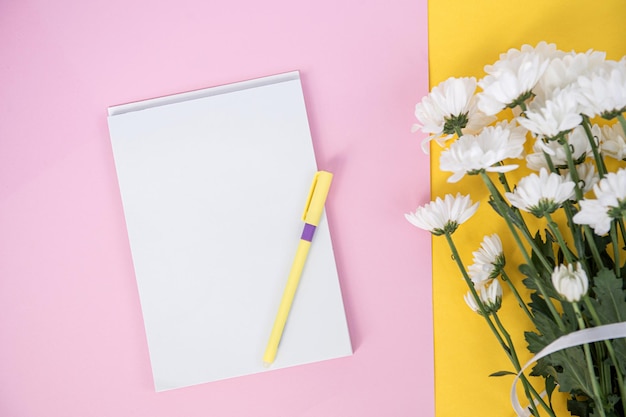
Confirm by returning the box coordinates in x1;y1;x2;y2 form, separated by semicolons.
413;77;495;153
468;263;492;289
473;234;504;269
468;234;505;288
535;49;606;100
482;278;503;311
526;124;594;171
551;263;589;303
405;193;479;236
505;168;576;217
516;86;583;139
573;168;626;235
477;42;557;115
464;279;503;315
593;168;626;208
464;290;481;313
577;58;626;119
439;121;527;183
562;162;599;196
600;122;626;161
526;147;551;171
573;199;612;235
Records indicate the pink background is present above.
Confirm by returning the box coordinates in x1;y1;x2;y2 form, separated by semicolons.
0;1;431;416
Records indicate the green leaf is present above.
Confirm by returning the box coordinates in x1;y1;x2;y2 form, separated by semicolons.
528;343;596;408
620;261;626;281
525;309;566;353
589;268;626;324
588;268;626;376
531;229;557;273
552;347;595;396
528;291;552;319
606;394;621;412
545;374;557;408
529;357;555;378
489;370;516;377
522;267;560;301
569;397;592;417
520;264;534;280
560;300;579;333
526;330;546;355
487;195;519;223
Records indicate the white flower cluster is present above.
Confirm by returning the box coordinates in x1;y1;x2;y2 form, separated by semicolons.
406;42;626;314
410;41;626;232
405;42;626;414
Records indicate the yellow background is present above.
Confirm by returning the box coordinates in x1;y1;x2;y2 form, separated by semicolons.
428;1;626;416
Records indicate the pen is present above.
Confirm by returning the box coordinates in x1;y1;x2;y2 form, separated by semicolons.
263;170;333;366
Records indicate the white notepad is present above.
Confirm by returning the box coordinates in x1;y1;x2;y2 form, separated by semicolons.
107;71;352;391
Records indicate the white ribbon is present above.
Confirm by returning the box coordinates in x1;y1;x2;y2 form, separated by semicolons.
511;321;626;416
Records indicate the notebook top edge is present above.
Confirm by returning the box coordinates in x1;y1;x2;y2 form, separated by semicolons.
107;70;301;117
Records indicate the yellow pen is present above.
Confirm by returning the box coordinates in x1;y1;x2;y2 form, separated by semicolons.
263;170;333;366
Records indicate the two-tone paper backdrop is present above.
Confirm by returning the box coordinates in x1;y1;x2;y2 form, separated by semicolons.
428;1;626;416
0;1;431;416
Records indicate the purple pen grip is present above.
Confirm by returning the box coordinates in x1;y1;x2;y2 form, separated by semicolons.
301;223;316;242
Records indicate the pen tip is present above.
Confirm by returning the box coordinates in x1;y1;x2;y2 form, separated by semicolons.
263;361;272;368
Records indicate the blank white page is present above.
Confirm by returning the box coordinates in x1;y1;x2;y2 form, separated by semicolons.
107;71;352;391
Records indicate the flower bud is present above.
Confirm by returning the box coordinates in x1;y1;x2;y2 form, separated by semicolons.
464;291;481;313
464;279;502;315
551;262;589;302
482;279;503;313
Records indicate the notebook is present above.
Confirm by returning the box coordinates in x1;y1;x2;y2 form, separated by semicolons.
107;71;352;391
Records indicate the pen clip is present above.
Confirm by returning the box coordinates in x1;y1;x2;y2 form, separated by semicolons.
301;172;320;221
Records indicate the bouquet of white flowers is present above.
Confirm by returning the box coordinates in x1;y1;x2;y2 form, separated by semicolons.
407;42;626;417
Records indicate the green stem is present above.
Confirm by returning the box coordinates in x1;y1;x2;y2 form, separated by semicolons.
444;233;512;354
542;149;557;173
445;233;487;314
444;233;544;416
545;212;577;265
582;115;607;178
563;202;590;273
501;270;534;321
618;217;626;274
519;101;528;113
481;173;549;270
596;342;611;414
559;135;583;201
583;225;606;270
492;312;554;417
497;169;513;193
497;174;535;238
482;171;569;315
583;296;626;417
573;302;607;417
557;131;607;273
611;222;621;278
617;216;626;258
617;114;626;140
480;172;566;330
453;126;463;138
